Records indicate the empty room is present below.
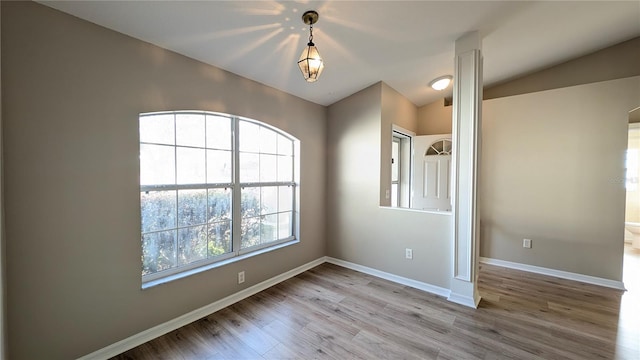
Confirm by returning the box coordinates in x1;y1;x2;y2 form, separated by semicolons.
1;1;639;359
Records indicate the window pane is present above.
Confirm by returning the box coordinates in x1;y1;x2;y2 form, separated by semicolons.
260;127;277;154
239;121;260;152
278;211;292;239
241;187;260;218
140;144;175;185
261;214;278;244
178;189;207;227
392;140;399;182
261;186;278;215
277;155;293;182
206;115;231;150
178;225;207;265
240;153;259;183
208;221;232;256
433;141;443;153
142;230;176;275
391;183;398;207
140;111;298;280
208;188;232;222
207;149;232;184
260;154;277;182
277;134;293;155
279;186;293;212
176;113;205;147
141;190;176;232
241;216;260;249
443;140;452;154
177;147;205;184
140;114;174;145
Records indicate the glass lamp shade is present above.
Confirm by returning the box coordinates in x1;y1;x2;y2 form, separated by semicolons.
429;75;453;91
297;42;324;82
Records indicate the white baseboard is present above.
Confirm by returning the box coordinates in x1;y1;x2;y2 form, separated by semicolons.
77;257;327;360
479;257;626;291
447;292;480;308
325;257;451;298
79;256;453;359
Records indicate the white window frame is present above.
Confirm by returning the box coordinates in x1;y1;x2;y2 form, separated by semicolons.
139;111;299;286
391;125;414;208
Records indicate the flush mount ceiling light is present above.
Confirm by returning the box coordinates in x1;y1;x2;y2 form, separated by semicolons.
429;75;453;91
297;10;324;83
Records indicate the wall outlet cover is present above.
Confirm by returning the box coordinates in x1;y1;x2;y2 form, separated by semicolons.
405;248;413;259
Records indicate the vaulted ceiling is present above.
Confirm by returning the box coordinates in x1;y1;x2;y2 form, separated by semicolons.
39;1;640;106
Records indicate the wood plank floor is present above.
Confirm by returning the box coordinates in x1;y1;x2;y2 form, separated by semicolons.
112;250;639;359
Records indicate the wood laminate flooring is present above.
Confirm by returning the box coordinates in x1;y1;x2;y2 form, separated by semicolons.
112;249;640;359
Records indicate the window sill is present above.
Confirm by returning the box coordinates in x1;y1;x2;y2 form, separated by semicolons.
142;239;300;289
380;206;452;215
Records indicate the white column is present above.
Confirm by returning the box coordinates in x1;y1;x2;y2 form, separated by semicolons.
448;32;482;308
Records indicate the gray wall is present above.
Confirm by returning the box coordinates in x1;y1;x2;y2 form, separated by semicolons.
326;83;452;290
380;83;418;206
484;36;640;100
481;76;640;281
2;2;325;359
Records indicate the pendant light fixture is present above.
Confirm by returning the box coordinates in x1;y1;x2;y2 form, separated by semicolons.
298;10;324;83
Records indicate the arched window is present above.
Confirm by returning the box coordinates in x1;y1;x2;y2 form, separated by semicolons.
139;111;298;285
425;139;452;156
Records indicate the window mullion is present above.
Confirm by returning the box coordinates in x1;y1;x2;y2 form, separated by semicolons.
232;117;242;255
173;113;179;269
140;111;298;284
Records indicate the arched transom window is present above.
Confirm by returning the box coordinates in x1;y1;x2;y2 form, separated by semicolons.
426;139;452;156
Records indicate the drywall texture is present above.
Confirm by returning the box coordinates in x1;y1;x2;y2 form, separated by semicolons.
326;83;452;290
417;99;452;135
380;83;418;206
481;76;640;281
484;36;640;100
2;2;325;359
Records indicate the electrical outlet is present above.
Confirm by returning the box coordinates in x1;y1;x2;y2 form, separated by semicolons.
405;248;413;259
523;239;532;249
238;271;245;284
385;189;390;199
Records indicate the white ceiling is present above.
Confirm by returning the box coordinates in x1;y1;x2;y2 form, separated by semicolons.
39;1;640;107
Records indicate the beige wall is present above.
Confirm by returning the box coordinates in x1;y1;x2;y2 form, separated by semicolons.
417;99;452;135
326;83;452;291
481;77;640;281
2;2;326;359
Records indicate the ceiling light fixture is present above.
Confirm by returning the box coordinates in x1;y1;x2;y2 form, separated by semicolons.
298;10;324;83
429;75;453;91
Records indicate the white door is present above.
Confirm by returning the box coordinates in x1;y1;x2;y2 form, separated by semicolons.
411;135;452;211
